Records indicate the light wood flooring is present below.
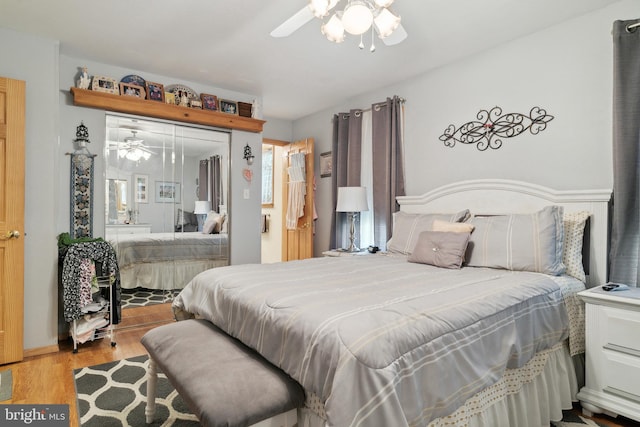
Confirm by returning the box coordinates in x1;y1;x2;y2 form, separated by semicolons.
3;302;639;427
3;303;175;427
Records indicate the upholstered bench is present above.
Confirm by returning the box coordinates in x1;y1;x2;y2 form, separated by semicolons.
141;319;305;427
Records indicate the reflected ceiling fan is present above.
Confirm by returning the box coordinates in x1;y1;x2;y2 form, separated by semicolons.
108;131;157;162
270;0;407;51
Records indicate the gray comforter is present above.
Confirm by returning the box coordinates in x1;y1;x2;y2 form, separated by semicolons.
173;254;582;427
109;232;228;268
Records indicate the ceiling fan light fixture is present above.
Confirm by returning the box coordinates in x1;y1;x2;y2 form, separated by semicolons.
322;13;346;42
309;0;338;18
341;1;373;35
373;0;394;7
374;8;401;38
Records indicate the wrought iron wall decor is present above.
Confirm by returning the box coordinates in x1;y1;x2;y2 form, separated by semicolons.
439;106;554;151
66;122;97;238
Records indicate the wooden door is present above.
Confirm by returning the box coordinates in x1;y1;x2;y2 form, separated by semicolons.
0;77;25;364
281;138;314;261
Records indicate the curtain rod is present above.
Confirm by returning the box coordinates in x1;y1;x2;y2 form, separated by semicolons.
627;22;640;32
338;97;405;118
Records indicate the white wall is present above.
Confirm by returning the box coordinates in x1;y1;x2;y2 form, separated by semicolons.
294;1;634;257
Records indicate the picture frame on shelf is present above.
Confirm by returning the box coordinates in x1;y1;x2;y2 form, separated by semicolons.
91;76;119;94
119;82;146;99
134;174;149;203
219;99;238;115
155;181;181;203
146;81;165;102
164;92;175;105
201;93;218;111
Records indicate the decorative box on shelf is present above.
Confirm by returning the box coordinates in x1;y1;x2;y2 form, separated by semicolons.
238;101;252;118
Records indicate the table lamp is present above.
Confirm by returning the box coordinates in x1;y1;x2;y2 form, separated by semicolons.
336;186;369;252
194;200;211;232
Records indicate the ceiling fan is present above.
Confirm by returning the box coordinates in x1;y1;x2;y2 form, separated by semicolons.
270;0;407;50
107;130;157;162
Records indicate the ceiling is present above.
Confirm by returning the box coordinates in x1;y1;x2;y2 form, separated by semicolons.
0;0;617;121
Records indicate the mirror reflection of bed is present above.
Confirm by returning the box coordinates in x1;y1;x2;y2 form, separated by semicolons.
104;114;230;328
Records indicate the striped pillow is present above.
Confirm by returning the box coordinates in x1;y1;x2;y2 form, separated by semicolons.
387;210;470;255
465;205;565;275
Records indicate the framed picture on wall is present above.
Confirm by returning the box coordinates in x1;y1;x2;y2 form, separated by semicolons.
155;181;181;203
320;151;332;178
134;174;149;203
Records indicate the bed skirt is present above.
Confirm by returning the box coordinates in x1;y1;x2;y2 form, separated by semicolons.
298;341;578;427
119;259;228;290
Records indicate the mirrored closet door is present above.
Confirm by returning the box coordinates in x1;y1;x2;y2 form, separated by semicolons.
104;114;230;323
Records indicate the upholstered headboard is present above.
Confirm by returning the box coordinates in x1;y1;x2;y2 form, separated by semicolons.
397;179;612;287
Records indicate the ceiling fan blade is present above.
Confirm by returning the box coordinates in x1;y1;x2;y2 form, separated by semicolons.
382;23;407;46
270;6;314;38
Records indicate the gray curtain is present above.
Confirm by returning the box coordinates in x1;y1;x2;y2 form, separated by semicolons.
198;156;222;213
330;96;405;250
330;110;363;249
372;96;406;248
610;19;640;286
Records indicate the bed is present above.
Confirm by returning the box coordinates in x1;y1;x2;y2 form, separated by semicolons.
172;179;611;427
109;231;229;290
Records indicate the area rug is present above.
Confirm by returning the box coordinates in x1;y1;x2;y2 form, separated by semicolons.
0;369;11;401
120;288;180;309
73;354;198;426
553;412;608;427
75;356;614;427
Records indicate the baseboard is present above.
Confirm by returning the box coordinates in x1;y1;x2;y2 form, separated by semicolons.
24;344;59;358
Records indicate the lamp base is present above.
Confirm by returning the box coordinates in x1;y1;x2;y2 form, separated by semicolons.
338;247;363;253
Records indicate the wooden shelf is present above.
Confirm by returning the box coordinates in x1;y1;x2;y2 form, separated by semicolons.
70;87;265;133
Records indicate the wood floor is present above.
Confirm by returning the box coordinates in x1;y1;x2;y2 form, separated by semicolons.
2;302;639;427
3;303;175;427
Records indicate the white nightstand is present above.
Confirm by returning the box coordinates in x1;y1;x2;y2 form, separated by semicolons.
577;286;640;422
322;249;381;257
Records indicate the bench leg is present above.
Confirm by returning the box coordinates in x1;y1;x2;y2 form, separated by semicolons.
145;357;158;424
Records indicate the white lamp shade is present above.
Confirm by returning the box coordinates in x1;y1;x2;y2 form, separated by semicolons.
341;1;373;35
336;187;369;212
322;13;346;42
374;8;401;38
194;200;211;214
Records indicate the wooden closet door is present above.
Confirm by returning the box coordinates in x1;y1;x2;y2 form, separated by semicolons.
0;77;25;364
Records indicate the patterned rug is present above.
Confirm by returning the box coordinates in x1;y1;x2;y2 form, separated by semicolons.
73;355;198;426
75;356;612;427
120;288;180;309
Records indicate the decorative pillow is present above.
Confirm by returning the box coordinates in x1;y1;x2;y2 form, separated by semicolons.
563;211;590;282
432;219;475;234
177;209;197;226
465;205;565;275
408;231;471;269
387;210;471;255
202;212;224;234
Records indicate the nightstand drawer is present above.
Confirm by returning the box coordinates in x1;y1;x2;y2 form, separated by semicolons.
603;306;640;353
603;352;640;402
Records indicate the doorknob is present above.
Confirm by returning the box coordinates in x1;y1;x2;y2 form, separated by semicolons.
4;230;20;240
